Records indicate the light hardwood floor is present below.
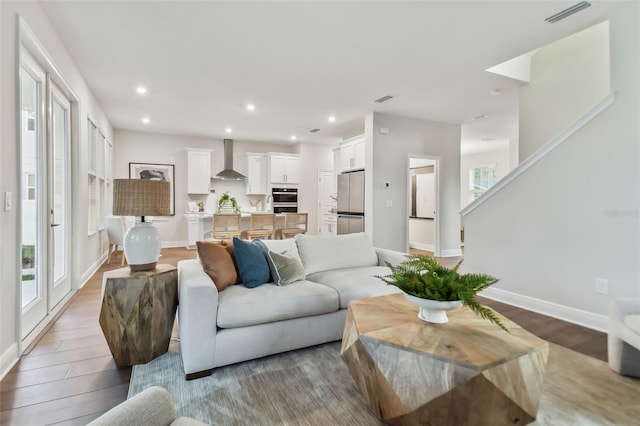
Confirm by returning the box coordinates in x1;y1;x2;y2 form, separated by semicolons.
0;247;607;425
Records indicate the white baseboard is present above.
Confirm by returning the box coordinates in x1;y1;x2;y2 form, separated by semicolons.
409;242;434;251
440;248;463;257
0;344;18;382
162;241;187;248
80;253;108;287
480;287;608;332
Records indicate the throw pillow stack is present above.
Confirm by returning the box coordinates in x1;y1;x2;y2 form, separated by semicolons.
197;237;306;290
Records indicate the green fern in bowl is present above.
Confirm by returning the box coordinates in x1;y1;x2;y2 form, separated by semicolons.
377;254;508;332
217;191;240;213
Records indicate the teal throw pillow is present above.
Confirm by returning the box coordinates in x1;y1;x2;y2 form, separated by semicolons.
233;237;271;288
266;249;306;286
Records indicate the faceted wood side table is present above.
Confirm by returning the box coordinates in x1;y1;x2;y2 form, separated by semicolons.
341;294;549;426
99;264;178;367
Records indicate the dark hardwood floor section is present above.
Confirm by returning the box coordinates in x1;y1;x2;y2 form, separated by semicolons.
1;247;606;425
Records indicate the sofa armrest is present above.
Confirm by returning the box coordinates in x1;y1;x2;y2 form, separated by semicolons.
178;259;219;377
374;247;409;267
87;386;177;426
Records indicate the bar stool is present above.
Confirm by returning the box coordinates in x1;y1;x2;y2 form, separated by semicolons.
278;213;308;239
246;213;276;240
212;213;241;240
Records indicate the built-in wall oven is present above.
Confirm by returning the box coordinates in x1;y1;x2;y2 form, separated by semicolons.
272;187;298;213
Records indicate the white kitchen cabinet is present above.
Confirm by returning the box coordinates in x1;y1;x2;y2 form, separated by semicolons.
246;153;268;194
270;154;300;184
187;148;212;194
339;135;365;172
321;217;337;236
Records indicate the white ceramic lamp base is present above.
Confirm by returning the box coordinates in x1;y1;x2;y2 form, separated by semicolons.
123;221;161;271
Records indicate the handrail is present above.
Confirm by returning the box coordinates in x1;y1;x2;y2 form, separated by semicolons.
460;92;615;216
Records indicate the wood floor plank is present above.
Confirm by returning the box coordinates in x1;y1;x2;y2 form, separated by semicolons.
14;345;111;372
65;356;125;378
36;326;103;344
0;364;70;391
0;383;128;426
0;369;130;411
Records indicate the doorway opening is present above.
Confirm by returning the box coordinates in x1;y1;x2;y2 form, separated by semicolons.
407;156;440;257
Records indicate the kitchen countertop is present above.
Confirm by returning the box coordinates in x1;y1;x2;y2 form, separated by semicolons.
185;212;285;218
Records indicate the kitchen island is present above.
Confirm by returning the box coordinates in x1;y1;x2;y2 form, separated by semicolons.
185;212;288;248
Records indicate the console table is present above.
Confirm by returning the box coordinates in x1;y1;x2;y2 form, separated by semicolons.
99;264;178;367
341;294;549;425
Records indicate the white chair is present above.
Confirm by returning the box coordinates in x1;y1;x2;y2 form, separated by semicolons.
608;297;640;378
105;215;127;266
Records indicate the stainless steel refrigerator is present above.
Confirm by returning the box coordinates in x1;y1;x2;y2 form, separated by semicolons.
337;170;365;235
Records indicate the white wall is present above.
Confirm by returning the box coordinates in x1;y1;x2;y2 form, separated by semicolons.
462;3;639;329
365;112;461;255
113;129;296;245
460;148;511;210
409;219;435;251
1;1;113;370
519;21;610;162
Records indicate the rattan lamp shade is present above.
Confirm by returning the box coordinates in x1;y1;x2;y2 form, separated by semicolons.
113;179;170;217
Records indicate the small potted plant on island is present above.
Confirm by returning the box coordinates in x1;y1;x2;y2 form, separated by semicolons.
217;191;240;213
377;254;508;332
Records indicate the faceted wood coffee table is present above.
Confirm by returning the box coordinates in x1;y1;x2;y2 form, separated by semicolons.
341;294;549;425
99;264;178;367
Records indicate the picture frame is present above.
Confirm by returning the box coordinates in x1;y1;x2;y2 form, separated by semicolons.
129;162;175;216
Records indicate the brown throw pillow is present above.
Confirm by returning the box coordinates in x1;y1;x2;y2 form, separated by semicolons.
196;240;240;292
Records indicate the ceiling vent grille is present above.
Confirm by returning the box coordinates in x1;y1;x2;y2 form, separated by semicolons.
545;1;591;23
374;95;394;103
309;128;320;133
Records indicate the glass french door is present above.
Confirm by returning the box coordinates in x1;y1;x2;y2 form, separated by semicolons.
20;50;72;340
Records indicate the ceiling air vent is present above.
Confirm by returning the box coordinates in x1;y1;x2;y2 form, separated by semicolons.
309;128;321;133
545;1;591;23
374;95;394;103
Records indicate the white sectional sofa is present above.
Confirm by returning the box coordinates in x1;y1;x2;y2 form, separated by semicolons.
178;233;407;379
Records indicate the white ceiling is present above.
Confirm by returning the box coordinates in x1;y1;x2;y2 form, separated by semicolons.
40;1;612;152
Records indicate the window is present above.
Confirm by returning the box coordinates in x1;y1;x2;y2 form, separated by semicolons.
469;165;497;201
26;173;36;200
88;119;111;235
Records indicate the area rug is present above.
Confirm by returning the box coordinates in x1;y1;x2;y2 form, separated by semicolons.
129;341;640;425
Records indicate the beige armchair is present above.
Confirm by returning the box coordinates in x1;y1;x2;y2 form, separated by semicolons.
608;297;640;378
87;386;208;426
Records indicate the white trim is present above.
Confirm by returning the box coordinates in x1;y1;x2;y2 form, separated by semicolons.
409;242;434;252
480;287;608;332
162;241;188;248
0;344;19;382
80;253;108;286
461;92;615;216
440;248;463;257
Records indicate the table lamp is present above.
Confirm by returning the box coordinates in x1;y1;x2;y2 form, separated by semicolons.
113;179;171;271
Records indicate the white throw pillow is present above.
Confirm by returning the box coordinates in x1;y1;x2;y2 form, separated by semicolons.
295;233;378;275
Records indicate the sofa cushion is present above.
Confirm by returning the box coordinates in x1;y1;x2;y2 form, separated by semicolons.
266;250;306;286
196;240;239;292
295;233;378;275
217;280;339;328
307;266;403;309
624;315;640;334
233;237;270;288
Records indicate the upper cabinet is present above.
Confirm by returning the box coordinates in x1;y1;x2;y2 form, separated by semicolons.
187;148;212;194
246;153;268;194
339;135;365;172
270;153;300;184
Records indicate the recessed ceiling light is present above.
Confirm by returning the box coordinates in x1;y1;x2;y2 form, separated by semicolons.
290;135;297;141
328;116;336;123
471;114;488;120
225;127;232;134
136;86;147;95
246;104;255;111
141;117;150;124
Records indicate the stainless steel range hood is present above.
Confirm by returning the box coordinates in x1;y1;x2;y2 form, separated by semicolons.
213;139;247;180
